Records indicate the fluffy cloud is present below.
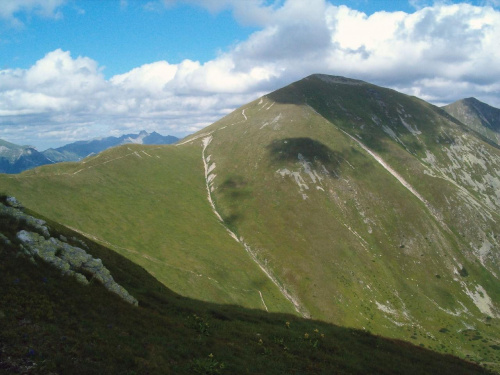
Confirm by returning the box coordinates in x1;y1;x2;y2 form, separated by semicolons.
0;0;66;26
1;0;500;149
0;49;264;149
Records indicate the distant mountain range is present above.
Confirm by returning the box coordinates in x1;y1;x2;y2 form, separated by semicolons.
0;139;54;174
0;131;179;174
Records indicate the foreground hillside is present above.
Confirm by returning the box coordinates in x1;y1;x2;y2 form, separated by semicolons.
0;196;492;374
1;74;500;369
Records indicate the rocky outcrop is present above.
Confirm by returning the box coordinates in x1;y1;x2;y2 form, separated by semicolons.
1;198;138;306
1;198;50;238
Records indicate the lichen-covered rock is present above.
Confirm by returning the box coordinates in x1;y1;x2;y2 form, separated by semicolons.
5;196;23;209
3;197;138;306
15;229;138;306
74;273;89;285
17;230;71;273
0;202;50;238
58;241;93;268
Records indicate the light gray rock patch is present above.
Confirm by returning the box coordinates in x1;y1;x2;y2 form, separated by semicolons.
0;201;50;238
6;196;23;208
16;230;138;306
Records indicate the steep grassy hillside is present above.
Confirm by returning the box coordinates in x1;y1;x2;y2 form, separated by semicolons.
0;144;295;314
443;97;500;147
0;197;493;374
182;74;500;368
1;74;500;370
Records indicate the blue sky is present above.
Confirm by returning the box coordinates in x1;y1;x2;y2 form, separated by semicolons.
2;1;427;77
2;1;257;77
1;0;500;149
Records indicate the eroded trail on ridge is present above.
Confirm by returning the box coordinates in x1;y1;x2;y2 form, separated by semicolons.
201;135;308;318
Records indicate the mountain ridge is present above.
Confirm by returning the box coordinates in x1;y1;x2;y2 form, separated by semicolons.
0;139;53;174
1;74;500;370
180;73;500;363
43;130;179;162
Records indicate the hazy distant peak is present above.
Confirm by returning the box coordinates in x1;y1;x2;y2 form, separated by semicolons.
0;130;179;173
124;131;149;144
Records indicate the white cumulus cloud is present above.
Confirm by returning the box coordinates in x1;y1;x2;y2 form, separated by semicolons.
1;0;500;149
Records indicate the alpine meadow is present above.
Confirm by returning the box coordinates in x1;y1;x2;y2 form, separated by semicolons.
2;74;500;373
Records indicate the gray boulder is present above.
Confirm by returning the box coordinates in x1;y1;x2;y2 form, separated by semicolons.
0;202;50;238
15;228;138;306
5;196;23;208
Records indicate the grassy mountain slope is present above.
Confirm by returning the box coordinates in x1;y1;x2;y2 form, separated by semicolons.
0;144;294;314
181;74;500;367
443;97;500;147
0;197;493;374
1;74;500;369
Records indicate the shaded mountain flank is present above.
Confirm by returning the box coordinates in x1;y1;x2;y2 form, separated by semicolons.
1;74;500;371
443;97;500;147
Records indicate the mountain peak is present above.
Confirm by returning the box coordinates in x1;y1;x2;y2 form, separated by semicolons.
443;97;500;145
463;96;480;102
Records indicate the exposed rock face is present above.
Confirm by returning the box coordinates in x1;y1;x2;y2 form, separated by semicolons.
1;198;138;306
1;199;50;238
5;196;23;209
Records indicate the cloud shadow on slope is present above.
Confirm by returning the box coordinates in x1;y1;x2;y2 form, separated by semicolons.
218;175;253;228
266;137;344;178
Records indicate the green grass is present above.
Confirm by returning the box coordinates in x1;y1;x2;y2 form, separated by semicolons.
0;204;494;374
185;75;500;368
0;144;295;315
1;74;500;371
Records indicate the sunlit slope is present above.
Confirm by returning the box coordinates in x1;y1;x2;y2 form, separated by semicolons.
0;143;295;314
182;74;500;366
